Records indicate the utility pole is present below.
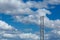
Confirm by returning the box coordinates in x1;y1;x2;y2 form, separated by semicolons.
40;16;44;40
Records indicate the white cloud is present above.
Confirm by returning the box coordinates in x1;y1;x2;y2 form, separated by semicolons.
0;20;18;39
0;0;60;40
0;0;36;15
0;20;14;30
44;29;60;40
44;0;60;5
14;8;60;30
0;0;28;14
14;9;51;24
0;39;7;40
19;33;40;40
36;9;51;16
44;18;60;29
26;1;48;9
0;0;60;15
52;29;60;35
44;34;50;40
0;20;40;40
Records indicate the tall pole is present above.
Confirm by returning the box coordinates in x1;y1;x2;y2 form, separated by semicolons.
40;16;44;40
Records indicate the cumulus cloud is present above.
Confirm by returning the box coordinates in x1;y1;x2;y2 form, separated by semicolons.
44;30;60;40
44;17;60;29
14;9;51;24
0;0;58;30
0;0;36;15
44;0;60;5
0;20;40;40
0;0;60;40
19;33;40;40
0;20;19;39
0;20;14;30
0;0;60;15
14;8;60;29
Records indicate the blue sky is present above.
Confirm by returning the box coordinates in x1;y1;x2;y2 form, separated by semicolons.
0;0;60;40
47;5;60;20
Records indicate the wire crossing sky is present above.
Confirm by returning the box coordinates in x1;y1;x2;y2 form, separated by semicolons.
0;0;60;40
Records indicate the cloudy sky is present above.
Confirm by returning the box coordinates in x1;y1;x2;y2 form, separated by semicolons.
0;0;60;40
